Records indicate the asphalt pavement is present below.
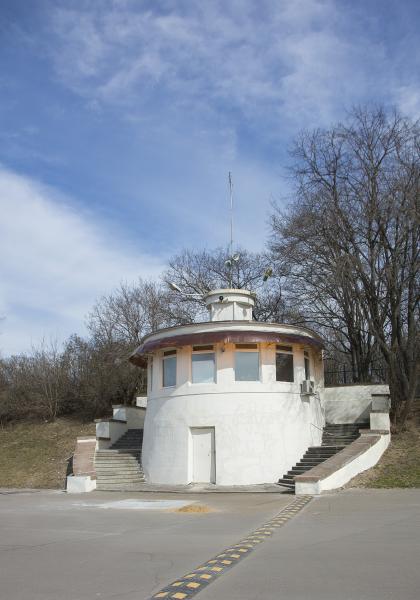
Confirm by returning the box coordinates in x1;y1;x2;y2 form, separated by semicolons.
0;488;419;600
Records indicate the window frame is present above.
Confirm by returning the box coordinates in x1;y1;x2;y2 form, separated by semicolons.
275;345;294;382
304;350;311;381
234;344;260;382
191;345;216;384
162;349;177;388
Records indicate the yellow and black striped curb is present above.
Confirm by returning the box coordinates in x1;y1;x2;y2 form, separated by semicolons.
147;495;313;599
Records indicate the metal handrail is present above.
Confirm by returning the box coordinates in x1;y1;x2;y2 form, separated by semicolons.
310;422;336;437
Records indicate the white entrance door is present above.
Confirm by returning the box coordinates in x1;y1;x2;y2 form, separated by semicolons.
191;427;215;483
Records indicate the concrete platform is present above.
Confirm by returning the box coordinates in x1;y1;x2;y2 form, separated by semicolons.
93;482;287;493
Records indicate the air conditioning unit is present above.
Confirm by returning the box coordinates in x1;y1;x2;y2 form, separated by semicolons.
301;380;314;394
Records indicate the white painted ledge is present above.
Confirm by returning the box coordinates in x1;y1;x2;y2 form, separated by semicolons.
295;431;390;495
66;475;97;493
370;411;390;431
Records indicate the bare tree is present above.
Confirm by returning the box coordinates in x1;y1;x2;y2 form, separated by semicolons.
163;247;286;322
270;107;420;425
87;279;174;346
0;340;69;422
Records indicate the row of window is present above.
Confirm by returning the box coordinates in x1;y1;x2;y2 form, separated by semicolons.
151;344;311;389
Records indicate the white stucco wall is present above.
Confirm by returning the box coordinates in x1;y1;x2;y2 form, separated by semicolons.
95;420;127;449
323;384;390;424
370;411;390;431
142;342;325;485
136;396;148;408
66;475;97;493
112;405;146;429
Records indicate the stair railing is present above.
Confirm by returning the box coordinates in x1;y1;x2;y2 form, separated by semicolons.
310;422;336;438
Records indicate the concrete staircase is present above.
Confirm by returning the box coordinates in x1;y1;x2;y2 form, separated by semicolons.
278;424;362;493
95;429;145;491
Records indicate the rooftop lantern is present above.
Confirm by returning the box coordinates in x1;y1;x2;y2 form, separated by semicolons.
203;288;256;322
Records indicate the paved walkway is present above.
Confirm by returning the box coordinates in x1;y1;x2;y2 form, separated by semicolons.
198;489;420;600
0;488;419;600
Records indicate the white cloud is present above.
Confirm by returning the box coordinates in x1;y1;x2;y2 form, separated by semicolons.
0;166;165;355
46;0;386;127
394;84;420;119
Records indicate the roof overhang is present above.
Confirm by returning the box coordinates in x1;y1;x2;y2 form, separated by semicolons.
129;328;324;368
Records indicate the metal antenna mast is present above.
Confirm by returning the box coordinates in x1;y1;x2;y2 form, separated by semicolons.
228;172;233;288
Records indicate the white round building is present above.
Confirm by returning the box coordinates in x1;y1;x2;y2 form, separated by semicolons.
130;289;325;486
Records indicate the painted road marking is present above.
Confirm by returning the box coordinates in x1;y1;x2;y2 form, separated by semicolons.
148;495;313;599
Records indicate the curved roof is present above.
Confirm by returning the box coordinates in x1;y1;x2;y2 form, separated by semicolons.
129;320;324;368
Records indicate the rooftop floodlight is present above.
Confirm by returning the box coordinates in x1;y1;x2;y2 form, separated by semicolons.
263;267;273;282
168;282;204;299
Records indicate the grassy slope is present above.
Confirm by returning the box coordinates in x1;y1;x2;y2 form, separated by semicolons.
1;417;418;490
350;422;420;488
0;418;95;489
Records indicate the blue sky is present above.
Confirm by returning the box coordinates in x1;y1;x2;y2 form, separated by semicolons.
1;0;419;355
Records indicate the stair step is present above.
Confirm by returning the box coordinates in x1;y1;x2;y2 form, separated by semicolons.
96;469;142;474
112;445;142;448
95;455;141;460
97;449;141;453
96;466;144;471
325;424;361;428
96;482;145;487
96;485;146;489
303;452;340;457
95;455;141;459
324;425;360;432
96;476;143;481
96;453;141;457
97;467;144;472
288;469;309;475
313;446;345;451
307;446;344;451
322;437;357;446
96;471;144;477
95;462;141;467
96;477;145;483
322;435;358;439
304;451;340;456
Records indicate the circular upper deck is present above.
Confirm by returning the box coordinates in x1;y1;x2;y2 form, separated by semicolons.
129;319;324;367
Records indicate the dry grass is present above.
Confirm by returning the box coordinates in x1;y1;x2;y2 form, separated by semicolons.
0;418;95;489
349;421;420;488
175;504;212;513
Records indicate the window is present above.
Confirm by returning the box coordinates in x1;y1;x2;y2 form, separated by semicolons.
304;350;311;380
235;344;260;381
276;345;294;382
162;350;177;387
192;346;216;383
149;357;153;391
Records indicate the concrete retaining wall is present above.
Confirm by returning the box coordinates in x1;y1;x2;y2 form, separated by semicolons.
95;419;128;449
112;405;146;429
323;384;390;424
